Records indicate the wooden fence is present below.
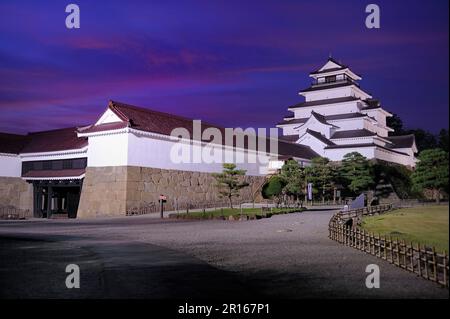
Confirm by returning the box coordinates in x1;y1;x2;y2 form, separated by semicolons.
329;204;449;288
0;206;32;220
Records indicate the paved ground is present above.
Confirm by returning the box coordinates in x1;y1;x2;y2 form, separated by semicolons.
0;209;448;299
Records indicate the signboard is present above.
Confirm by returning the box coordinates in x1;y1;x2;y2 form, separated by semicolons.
350;194;365;209
159;194;167;201
307;183;313;200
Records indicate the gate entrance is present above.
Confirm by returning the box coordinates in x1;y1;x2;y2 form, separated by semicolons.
32;180;83;218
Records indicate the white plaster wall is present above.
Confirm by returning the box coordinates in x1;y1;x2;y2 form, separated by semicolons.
293;101;358;118
95;108;122;125
280;124;300;136
0;154;21;177
374;148;413;166
330;118;366;131
297;135;327;157
331;136;375;146
126;132;272;176
86;133;128;167
302;87;355;101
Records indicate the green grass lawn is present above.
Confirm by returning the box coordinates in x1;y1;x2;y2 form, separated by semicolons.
361;205;449;252
170;207;305;220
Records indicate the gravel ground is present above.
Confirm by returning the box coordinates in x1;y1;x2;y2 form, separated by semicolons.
0;209;448;299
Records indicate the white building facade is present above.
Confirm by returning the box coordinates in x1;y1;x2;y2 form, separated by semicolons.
0;101;317;218
277;58;417;167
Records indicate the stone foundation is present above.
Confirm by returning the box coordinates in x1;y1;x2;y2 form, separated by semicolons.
77;166;266;218
0;177;33;211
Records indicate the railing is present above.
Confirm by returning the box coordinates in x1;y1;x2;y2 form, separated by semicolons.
312;79;359;88
328;205;449;288
0;206;32;220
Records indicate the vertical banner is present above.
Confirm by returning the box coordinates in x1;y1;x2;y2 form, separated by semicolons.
307;183;313;201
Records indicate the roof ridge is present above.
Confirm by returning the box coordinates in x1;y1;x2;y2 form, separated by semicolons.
109;100;227;131
27;126;80;135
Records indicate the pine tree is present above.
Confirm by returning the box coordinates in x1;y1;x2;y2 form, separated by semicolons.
212;163;249;208
305;157;335;202
338;152;374;194
279;159;305;200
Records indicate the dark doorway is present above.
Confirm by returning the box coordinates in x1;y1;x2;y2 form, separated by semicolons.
32;180;83;219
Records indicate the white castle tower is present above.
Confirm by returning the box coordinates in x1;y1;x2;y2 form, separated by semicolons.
277;58;417;167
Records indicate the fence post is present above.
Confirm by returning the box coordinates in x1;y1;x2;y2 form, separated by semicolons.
443;250;447;287
417;243;422;277
432;246;437;282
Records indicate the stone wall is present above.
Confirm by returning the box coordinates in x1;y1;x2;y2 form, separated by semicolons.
77;166;267;218
77;166;128;218
0;177;33;211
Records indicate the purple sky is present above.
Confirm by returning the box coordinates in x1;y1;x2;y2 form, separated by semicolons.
0;0;448;134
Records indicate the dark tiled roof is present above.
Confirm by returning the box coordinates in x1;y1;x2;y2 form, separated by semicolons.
289;96;359;109
277;141;319;160
277;118;308;126
386;134;416;148
0;128;87;154
20;127;88;154
22;168;85;179
325;113;367;120
279;135;299;142
277;112;367;126
310;66;346;75
0;133;29;154
305;129;335;146
310;58;347;74
361;98;381;110
78;121;129;133
324;143;409;156
331;129;376;139
311;111;338;127
299;80;355;93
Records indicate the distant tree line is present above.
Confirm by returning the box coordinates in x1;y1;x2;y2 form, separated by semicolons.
263;150;449;205
387;113;449;152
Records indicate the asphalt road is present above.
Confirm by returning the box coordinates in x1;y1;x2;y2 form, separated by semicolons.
0;209;448;299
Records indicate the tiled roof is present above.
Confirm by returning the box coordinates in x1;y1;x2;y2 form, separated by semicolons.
22;169;85;179
277;140;319;160
78;121;128;133
278;112;367;126
361;98;381;110
310;58;347;74
331;129;376;139
305;129;335;146
0;128;87;154
299;80;355;93
20;127;88;154
289;96;359;109
324;143;409;156
279;135;299;142
0;133;29;154
277;118;308;126
325;113;367;120
386;134;416;148
310;66;346;75
311;111;338;127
